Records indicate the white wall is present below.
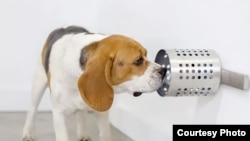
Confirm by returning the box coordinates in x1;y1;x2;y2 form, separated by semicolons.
1;0;250;141
96;0;250;140
0;0;101;111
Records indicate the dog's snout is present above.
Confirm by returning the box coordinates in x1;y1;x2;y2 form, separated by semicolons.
158;67;167;79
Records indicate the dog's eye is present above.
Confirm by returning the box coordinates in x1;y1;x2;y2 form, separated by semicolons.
133;57;144;66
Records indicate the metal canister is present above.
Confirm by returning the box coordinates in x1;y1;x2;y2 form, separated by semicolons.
155;49;221;96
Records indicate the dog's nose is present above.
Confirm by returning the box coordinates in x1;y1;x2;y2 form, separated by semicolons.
158;67;167;79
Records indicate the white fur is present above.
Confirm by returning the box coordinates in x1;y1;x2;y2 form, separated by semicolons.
23;32;164;141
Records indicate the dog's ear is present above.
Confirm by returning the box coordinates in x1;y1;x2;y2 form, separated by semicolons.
78;53;114;112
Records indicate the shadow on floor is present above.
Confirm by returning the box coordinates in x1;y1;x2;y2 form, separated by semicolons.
0;112;133;141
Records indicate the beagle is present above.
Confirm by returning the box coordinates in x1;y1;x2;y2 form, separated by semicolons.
23;26;166;141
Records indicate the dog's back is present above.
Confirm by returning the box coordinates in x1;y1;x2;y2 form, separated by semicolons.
42;26;90;73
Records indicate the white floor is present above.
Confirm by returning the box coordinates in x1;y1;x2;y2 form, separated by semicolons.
0;112;133;141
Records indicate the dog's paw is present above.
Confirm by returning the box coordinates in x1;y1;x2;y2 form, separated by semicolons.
79;136;92;141
23;137;34;141
22;129;34;141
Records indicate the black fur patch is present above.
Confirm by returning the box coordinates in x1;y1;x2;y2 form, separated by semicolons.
79;47;88;69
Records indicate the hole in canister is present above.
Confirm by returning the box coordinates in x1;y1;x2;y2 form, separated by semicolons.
180;70;183;73
186;70;189;73
167;76;171;80
179;64;183;67
198;76;201;79
167;70;170;74
163;88;168;91
180;76;183;79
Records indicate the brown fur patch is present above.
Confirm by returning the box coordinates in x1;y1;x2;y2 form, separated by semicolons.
41;41;52;85
41;41;48;68
99;35;149;85
78;35;149;111
47;71;51;90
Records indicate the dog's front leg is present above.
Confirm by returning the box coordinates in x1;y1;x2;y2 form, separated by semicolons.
76;110;91;141
95;111;112;141
53;111;70;141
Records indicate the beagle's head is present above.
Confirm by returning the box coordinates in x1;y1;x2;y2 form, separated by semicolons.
78;35;166;112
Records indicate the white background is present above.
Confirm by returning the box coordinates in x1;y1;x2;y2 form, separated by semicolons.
0;0;249;141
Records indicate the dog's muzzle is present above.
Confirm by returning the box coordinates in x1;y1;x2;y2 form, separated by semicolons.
158;67;167;80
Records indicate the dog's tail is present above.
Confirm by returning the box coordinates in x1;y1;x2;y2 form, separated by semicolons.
23;63;48;140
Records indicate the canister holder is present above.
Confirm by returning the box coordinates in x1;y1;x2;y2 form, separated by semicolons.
155;49;249;97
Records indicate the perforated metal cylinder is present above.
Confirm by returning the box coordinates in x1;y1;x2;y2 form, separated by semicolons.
155;49;221;96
